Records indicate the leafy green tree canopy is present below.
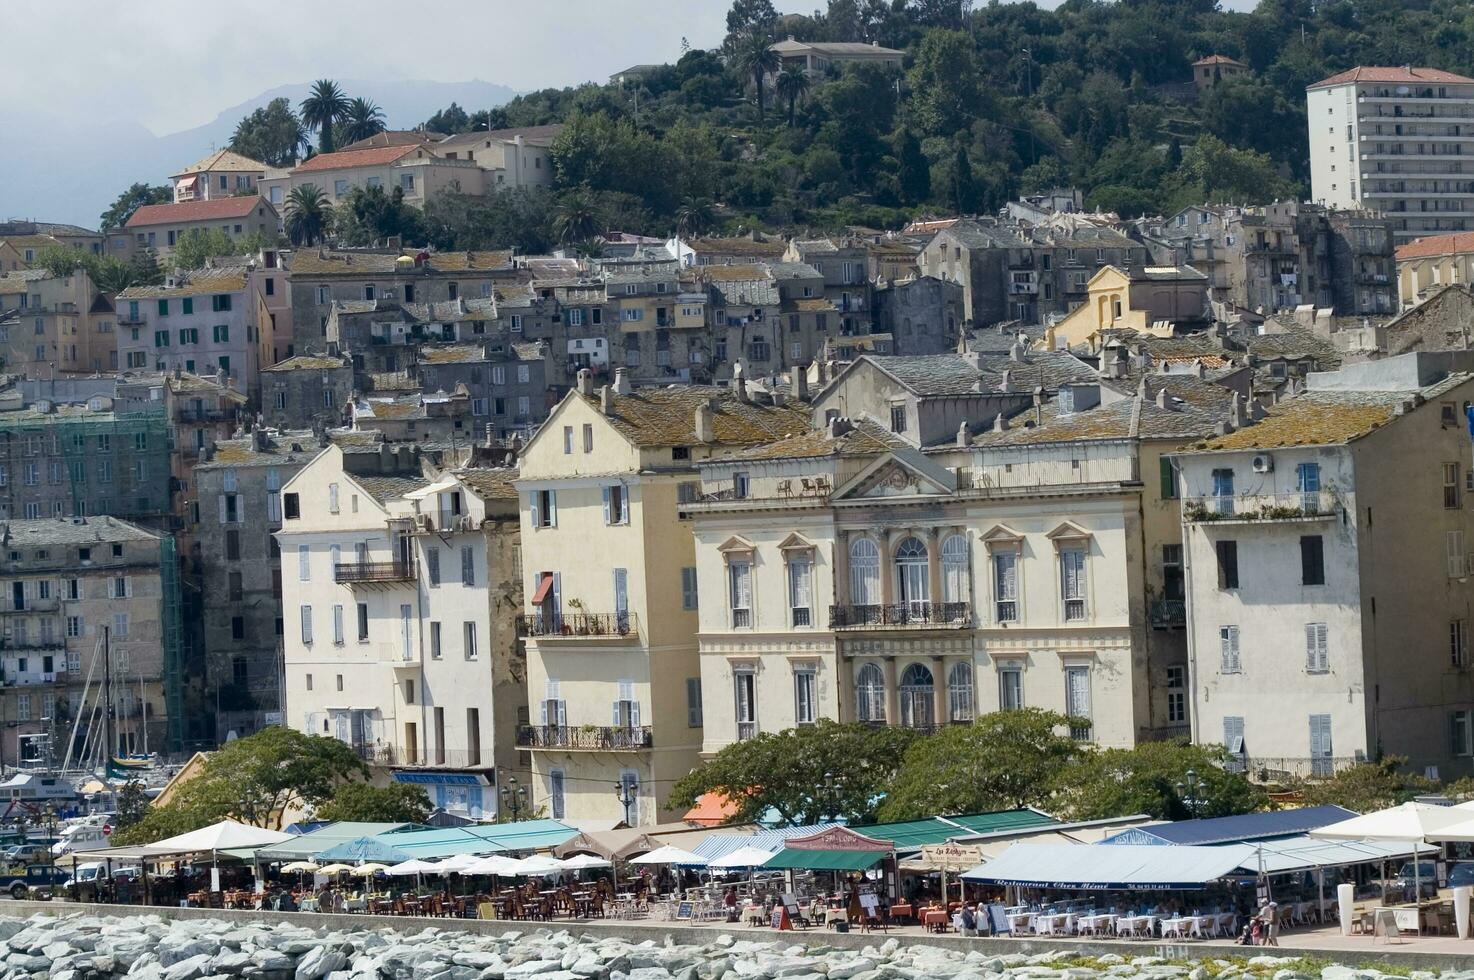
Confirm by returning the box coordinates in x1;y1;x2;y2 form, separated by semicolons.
100;183;171;232
229;98;308;167
315;782;432;823
1297;756;1438;813
1054;741;1266;822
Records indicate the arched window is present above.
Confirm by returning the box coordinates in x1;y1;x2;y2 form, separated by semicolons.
856;663;885;723
899;663;935;730
948;661;975;723
850;537;881;607
941;534;969;610
894;536;929;613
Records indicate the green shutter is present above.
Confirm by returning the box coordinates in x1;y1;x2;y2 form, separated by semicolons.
1159;457;1177;500
182;298;193;315
157;299;168;316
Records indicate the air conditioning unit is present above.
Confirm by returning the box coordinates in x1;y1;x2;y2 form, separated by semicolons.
414;513;432;532
1251;453;1274;473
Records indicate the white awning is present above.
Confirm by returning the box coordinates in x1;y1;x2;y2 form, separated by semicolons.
961;843;1256;890
1245;835;1433;873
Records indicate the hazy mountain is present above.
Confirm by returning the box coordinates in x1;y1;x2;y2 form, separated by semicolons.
0;79;519;231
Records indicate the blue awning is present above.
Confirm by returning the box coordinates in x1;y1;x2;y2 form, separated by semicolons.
1100;806;1357;846
315;835;415;864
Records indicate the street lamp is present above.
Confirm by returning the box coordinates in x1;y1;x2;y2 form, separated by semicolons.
499;774;526;823
613;780;637;826
819;772;840;824
1175;768;1201;819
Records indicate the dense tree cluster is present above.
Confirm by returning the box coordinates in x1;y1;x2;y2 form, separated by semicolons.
408;0;1474;245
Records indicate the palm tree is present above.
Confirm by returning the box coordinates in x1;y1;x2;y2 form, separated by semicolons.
300;79;350;154
553;191;602;245
731;33;781;121
285;185;332;245
341;97;387;145
775;64;811;127
674;198;715;239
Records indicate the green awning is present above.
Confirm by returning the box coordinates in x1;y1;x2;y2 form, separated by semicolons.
943;809;1056;836
849;818;962;849
764;848;888;871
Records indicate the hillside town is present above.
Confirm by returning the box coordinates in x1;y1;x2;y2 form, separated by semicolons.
14;0;1474;956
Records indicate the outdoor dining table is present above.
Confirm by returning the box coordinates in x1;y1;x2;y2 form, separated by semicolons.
1077;913;1115;936
743;904;766;926
1160;915;1215;939
1114;914;1157;938
1007;911;1036;933
922;909;950;933
1034;912;1072;936
888;903;914;923
826;906;848;928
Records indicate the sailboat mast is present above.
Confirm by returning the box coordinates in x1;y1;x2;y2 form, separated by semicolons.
102;626;112;764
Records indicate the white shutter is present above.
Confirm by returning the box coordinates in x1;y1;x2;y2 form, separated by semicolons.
1450;530;1466;578
547;490;557;526
217;495;227;525
236;494;245;522
602;486;611;524
1305;623;1329;672
529;492;539;528
1220;626;1240;673
1224;716;1245;754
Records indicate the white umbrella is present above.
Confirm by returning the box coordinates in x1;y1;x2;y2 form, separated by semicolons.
317;863;353;875
708;846;775;870
387;859;444;877
560;854;613;871
281;861;320;873
506;855;566;876
1311;802;1467;916
437;854;484;873
352;863;390;877
465;854;520;876
629;845;708;866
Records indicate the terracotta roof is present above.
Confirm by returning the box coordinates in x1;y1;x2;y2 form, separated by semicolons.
170;149;268;178
293;145;423;174
731;418;903;461
338;131;441;151
126;197;269;228
288;249;514;276
117;272;247;299
455;467;519;500
1193;55;1247;68
263;354;348;372
1309;66;1474;90
579;386;810;449
1395;231;1474;260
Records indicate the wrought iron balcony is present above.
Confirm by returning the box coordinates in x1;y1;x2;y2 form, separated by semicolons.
1150;599;1186;629
1182;490;1336;523
829;602;971;629
334;561;416;585
516;612;638;639
516;724;653;750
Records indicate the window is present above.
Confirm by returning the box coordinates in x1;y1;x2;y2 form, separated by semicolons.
999;664;1024;710
734;668;757;739
1300;535;1325;586
850;537;880;607
1060;548;1086;620
788;555;813;627
1297;462;1321;512
549;770;566;820
733;472;749;499
464;621;478;659
946;662;974;722
212;324;230;343
1447;462;1465;509
563;426;573;454
1216;540;1239;589
856;663;885;723
460;546;475;586
1453;711;1473;758
794;667;817;725
429;621;442;659
1219;625;1241;673
298;545;310;581
728;559;752;628
1454;619;1469;668
357;602;369;642
1065;665;1092;740
1165;665;1186;724
1211;467;1235;515
602;485;627;525
327;482;340;514
109;576;131;599
582;424;593;452
531;489;556;528
1224;716;1246;760
1309;714;1334;777
1305;623;1329;673
66;616;82;639
283;493;300;519
427;547;440;586
889;404;906;433
687;677;703;727
681;567;698;610
332;604;344;645
1159;457;1178;499
941;535;968;607
300;605;313;644
1451;530;1468;579
992;551;1019;623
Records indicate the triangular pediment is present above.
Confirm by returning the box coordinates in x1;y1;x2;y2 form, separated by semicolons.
1046;520;1092;542
981;523;1024;547
718;535;756;555
777;532;816;552
832;449;957;501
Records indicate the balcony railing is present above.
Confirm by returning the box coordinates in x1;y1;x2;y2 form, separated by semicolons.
516;725;653;750
829;602;971;629
516;612;638;639
1182;490;1336;523
1228;755;1363;782
1150;599;1186;629
334;561;416;584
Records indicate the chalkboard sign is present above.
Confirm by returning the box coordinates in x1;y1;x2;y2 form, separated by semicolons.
988;903;1010;935
771;906;785;929
676;901;694;920
1374;908;1401;941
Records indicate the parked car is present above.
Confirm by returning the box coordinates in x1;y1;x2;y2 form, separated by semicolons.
0;864;71;899
1447;861;1474;889
1396;861;1440;898
2;844;52;867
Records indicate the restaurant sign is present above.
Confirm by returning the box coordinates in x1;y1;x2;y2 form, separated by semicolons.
921;843;983;871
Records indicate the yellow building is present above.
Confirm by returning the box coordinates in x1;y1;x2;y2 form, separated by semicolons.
514;371;808;824
1395;231;1474;310
1049;265;1209;351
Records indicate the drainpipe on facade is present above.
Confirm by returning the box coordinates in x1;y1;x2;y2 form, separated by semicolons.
415;533;429;769
1178;457;1201;746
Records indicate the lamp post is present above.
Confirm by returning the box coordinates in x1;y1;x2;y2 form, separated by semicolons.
1175;768;1201;819
499;774;526;823
818;772;840;824
613;780;637;826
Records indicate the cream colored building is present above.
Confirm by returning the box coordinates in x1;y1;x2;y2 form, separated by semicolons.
514;371;808;824
435;125;561;189
124;197;281;260
1049;265;1209;351
686;364;1223;755
1395;231;1474;309
260;144;487;212
0;267;119;375
171;149;269;203
277;444;525;818
1173;352;1474;780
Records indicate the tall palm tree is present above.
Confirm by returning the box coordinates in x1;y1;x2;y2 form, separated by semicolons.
731;33;781;121
341;97;387;145
775;64;811;127
553;191;602;245
285;185;332;245
674;198;715;239
300;79;350;154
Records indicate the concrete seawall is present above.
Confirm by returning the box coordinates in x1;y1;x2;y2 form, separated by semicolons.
3;900;1474;970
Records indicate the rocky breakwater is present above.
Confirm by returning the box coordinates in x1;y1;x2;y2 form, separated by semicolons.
0;913;1463;980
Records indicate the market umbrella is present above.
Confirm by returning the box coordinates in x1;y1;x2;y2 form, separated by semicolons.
708;847;776;870
352;863;390;877
560;854;613;871
281;861;320;873
466;854;520;876
318;863;353;875
629;845;708;866
506;855;566;876
387;859;443;876
437;854;483;873
1310;802;1465;921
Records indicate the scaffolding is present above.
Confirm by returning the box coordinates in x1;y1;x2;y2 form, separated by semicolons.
159;534;185;754
0;405;171;522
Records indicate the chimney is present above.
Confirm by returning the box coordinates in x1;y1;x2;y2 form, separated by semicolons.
576;368;594;397
1033;386;1045;426
827;415;853;438
999;369;1012;393
792;368;809;402
600;384;614;416
379;443;392;470
612;367;632;395
1010;340;1026;362
1156;387;1172;410
772;390;787;407
956;421;972;447
694;403;715;443
485;423;495;449
1229;392;1246;429
993;413;1008;432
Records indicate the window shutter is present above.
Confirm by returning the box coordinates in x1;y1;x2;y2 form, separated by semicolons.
687;677;703;727
548;490;557;526
1159;457;1175;499
461;546;474;586
602;486;611;524
529;492;539;529
557;700;567;727
217;495;227;525
1451;531;1466;578
552;573;562;614
236;495;245;522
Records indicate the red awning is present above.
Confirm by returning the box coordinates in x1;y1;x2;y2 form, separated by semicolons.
531;573;554;604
